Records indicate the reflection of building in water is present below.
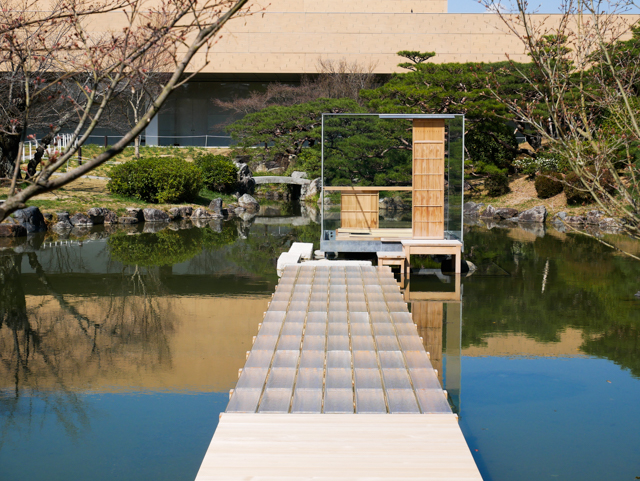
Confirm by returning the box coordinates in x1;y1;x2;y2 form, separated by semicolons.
404;273;461;412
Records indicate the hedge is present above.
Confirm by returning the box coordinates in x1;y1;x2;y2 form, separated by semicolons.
108;157;203;203
195;154;238;193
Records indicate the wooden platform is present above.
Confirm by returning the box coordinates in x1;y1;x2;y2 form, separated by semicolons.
336;228;412;241
197;414;481;480
195;266;481;480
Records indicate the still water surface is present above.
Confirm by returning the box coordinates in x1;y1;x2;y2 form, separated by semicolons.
1;211;639;480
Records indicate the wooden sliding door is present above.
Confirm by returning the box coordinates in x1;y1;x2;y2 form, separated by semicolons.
341;192;379;230
413;119;445;239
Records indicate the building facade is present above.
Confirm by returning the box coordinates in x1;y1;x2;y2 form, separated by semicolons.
139;1;633;145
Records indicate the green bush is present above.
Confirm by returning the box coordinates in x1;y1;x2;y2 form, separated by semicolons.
108;157;203;203
484;167;510;197
564;172;593;205
195;154;238;193
534;172;564;199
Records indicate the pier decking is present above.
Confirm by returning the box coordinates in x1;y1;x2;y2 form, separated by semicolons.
196;265;481;480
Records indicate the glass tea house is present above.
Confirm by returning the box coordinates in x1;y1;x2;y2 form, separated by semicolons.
320;114;465;271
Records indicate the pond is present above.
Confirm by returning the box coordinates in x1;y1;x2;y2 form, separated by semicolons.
0;209;639;481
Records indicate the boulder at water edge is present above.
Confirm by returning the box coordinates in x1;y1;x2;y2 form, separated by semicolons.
70;212;93;227
518;205;547;223
126;207;145;221
495;208;519;220
238;194;260;212
209;198;223;214
463;202;484;216
143;208;170;223
13;206;47;233
480;205;499;219
0;222;27;237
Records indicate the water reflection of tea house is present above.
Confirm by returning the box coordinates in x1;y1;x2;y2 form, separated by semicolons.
320;114;464;256
405;272;462;412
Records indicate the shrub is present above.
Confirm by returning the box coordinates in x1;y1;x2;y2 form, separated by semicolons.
564;172;593;205
534;172;564;199
108;157;203;203
514;157;561;178
195;154;238;193
564;169;616;205
484;167;510;197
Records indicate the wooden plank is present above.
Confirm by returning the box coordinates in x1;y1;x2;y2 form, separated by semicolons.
324;186;413;191
196;414;483;480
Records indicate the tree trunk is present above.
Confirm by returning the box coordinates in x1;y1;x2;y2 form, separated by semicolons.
0;133;22;183
135;135;140;159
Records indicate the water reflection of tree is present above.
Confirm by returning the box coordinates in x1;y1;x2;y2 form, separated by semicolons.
0;248;178;447
0;253;92;447
462;227;640;378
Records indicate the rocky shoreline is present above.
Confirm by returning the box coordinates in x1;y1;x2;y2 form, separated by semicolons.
0;193;265;240
463;201;625;235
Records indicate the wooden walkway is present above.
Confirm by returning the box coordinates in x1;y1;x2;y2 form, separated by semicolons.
196;265;482;480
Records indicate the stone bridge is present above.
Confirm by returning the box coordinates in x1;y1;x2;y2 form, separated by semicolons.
253;176;310;186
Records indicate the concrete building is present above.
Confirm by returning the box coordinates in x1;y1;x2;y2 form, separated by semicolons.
137;1;633;145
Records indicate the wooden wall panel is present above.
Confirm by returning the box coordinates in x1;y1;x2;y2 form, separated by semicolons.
412;119;445;239
340;192;379;230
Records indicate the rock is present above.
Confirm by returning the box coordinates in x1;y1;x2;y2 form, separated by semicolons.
556;211;568;220
565;216;586;225
168;207;182;220
463;202;484;216
143;208;170;223
51;212;73;232
238;194;260;212
191;207;212;219
104;210;118;224
586;210;604;225
233;160;255;195
635;291;640;299
126;207;144;221
480;205;499;219
69;212;93;227
304;178;322;200
13;206;47;233
234;207;246;215
495;208;519;220
87;207;106;225
518;205;547;223
209;198;223;214
117;216;138;224
380;197;395;210
291;171;309;181
178;206;193;218
391;196;406;210
43;213;53;222
506;217;520;222
0;223;27;237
